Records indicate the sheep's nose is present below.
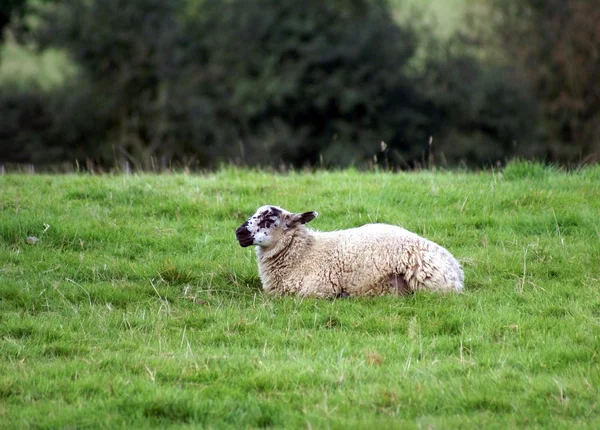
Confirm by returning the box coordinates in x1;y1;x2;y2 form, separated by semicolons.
236;225;249;237
235;224;254;247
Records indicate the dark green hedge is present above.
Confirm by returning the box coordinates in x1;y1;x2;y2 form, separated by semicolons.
0;0;540;169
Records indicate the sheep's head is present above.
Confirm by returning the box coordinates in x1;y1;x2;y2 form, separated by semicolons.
235;205;318;248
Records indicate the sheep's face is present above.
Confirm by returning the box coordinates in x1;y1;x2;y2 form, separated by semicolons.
235;205;317;249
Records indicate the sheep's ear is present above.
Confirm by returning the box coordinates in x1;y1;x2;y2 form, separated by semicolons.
285;211;318;229
297;211;318;224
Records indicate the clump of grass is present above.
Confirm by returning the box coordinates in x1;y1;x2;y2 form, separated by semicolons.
502;159;557;180
156;262;196;286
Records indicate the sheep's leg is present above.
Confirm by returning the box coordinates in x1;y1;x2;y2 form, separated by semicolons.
335;290;351;299
388;274;411;295
334;283;351;298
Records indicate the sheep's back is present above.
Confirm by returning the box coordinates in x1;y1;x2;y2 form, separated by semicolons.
312;223;463;294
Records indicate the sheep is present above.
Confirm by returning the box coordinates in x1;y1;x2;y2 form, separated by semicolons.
235;205;464;297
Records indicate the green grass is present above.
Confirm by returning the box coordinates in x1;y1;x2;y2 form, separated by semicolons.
1;163;600;428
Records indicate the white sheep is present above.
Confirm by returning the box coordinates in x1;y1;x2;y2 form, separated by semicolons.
235;205;464;297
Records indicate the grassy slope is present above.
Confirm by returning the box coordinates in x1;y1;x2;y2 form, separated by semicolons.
1;164;600;428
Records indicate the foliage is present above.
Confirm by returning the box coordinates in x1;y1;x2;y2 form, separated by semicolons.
33;0;189;169
0;41;77;91
0;0;56;39
0;0;27;37
0;0;546;169
28;0;437;168
479;0;600;162
1;168;600;427
0;84;116;167
0;89;48;164
419;39;539;165
182;0;430;167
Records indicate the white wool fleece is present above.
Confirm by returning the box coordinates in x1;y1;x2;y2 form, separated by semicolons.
235;206;464;298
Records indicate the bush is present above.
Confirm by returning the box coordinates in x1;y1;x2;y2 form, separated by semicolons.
0;89;51;164
179;0;433;167
480;0;600;163
0;83;115;167
419;40;540;167
0;0;547;169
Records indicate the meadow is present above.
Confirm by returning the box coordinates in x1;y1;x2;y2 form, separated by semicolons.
1;163;599;428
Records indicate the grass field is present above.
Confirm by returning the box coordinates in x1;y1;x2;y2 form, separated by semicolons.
1;163;600;428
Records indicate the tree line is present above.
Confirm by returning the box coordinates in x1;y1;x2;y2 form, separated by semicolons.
0;0;598;170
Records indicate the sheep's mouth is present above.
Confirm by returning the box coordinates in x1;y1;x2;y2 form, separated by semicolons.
235;226;254;247
237;237;254;247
